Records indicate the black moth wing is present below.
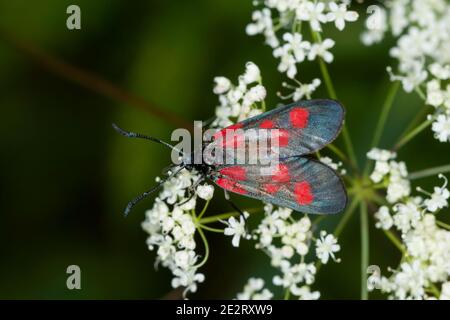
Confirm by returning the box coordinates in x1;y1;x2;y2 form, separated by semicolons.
207;99;345;163
210;156;347;214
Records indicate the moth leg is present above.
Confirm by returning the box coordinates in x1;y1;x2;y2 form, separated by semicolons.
201;116;216;128
178;175;205;207
161;164;177;176
178;191;196;207
190;175;205;191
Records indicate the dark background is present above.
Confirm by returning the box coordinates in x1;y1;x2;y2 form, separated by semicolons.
0;0;449;299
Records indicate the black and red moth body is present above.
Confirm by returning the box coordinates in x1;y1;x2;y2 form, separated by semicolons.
206;99;347;215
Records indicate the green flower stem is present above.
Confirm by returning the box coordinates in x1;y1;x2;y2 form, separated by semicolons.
310;27;359;172
393;116;435;151
408;164;450;180
327;143;347;163
383;229;406;254
364;81;400;176
199;224;224;233
437;220;450;230
429;283;440;298
199;207;262;224
197;200;210;220
335;196;360;237
194;224;210;269
415;86;426;100
360;202;369;300
397;106;428;142
284;289;291;300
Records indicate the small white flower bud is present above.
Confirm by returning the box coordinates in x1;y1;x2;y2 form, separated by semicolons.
196;184;214;201
246;84;267;102
213;76;231;94
242;62;261;84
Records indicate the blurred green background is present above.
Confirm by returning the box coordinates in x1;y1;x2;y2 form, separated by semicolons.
0;0;449;299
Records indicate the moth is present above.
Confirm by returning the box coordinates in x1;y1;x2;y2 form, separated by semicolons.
113;99;347;216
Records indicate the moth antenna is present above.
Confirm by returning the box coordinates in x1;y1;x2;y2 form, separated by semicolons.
123;166;185;217
112;123;184;156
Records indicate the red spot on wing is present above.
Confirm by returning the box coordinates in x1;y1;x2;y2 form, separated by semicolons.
216;178;247;194
213;123;243;140
219;166;247;181
272;164;290;183
271;129;289;147
290;108;309;128
259;120;274;129
222;133;245;148
264;183;281;194
295;181;313;205
213;124;245;148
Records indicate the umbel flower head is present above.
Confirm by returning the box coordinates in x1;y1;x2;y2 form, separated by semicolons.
367;149;450;299
141;61;344;299
361;0;450;143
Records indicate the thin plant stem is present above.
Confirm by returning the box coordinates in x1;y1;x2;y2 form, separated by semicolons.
364;81;400;176
415;86;426;100
437;220;450;230
199;224;224;233
335;197;360;237
327;144;347;163
360;202;369;300
383;229;406;254
284;289;291;300
199;207;262;224
398;106;429;141
310;27;359;172
428;283;440;298
197;200;210;220
408;164;450;180
360;201;369;300
393;116;435;151
194;224;210;268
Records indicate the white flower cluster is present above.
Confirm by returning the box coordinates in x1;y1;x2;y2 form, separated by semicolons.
374;211;450;300
233;204;341;300
368;149;450;299
142;168;214;297
213;62;266;128
367;148;410;204
247;1;358;79
278;78;322;101
361;0;450;143
236;278;274;300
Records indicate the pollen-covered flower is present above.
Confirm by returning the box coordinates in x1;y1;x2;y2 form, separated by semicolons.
431;114;450;142
236;278;273;300
375;206;394;230
367;148;410;203
223;215;248;247
423;175;449;212
292;286;320;300
213;76;231;95
196;184;214;201
315;231;341;264
326;2;358;31
308;39;335;63
242;61;261;84
297;1;327;31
